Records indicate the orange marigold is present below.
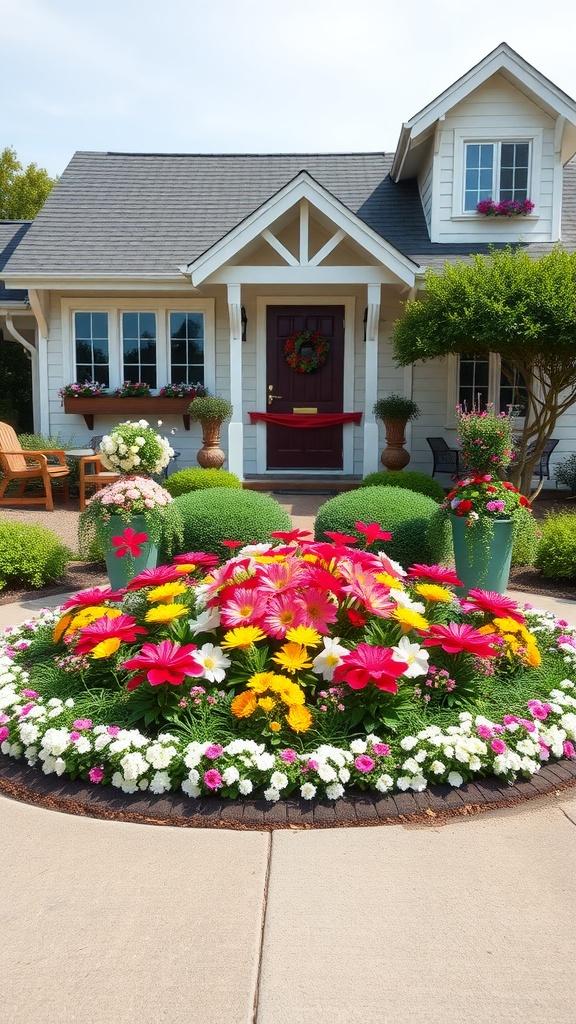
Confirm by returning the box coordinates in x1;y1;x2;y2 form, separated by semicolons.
231;690;258;719
285;704;313;733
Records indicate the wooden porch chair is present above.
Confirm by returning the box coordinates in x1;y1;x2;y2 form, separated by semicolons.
78;437;120;511
426;437;461;477
0;421;70;511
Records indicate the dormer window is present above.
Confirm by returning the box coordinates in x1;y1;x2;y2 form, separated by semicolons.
464;141;530;212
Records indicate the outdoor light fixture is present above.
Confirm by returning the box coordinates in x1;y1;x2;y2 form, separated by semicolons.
241;306;247;342
363;307;368;341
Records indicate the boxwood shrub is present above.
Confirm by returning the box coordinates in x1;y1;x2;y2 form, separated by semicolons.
165;468;241;498
359;470;445;503
534;512;576;579
314;486;451;567
511;506;540;567
173;487;292;559
0;523;70;591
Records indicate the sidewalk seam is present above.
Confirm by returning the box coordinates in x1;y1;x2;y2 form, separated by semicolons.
252;830;273;1024
559;806;576;828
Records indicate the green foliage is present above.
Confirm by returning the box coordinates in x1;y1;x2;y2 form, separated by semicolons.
359;470;445;502
555;453;576;493
457;407;515;474
373;394;420;422
0;336;33;432
165;467;241;498
188;395;233;422
0;523;69;591
173;487;291;558
534;512;576;579
511;506;540;566
314;486;452;566
0;146;58;219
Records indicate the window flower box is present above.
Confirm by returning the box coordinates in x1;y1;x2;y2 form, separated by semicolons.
62;396;194;430
476;199;534;217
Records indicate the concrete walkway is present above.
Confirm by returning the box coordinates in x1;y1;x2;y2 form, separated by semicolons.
1;500;576;1022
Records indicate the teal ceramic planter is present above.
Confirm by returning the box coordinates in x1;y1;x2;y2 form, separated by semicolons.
103;515;159;590
451;516;513;595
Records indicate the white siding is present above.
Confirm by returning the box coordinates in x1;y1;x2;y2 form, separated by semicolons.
432;74;557;244
418;156;434;234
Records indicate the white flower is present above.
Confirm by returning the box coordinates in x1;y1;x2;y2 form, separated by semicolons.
325;783;345;800
74;737;91;754
339;767;350;783
270;771;288;790
375;774;393;793
312;637;348;681
402;757;421;774
409;775;427;792
254;753;275;772
349;739;367;754
447;771;464;787
146;743;178;770
238;779;253;795
396;776;411;791
188;606;221;635
149;771;172;794
318;763;337;783
120;751;149;781
186;768;200;785
391;636;430;678
300;782;317;799
222;766;240;786
400;736;418;751
264;787;280;803
430;760;446;775
191;643;231;683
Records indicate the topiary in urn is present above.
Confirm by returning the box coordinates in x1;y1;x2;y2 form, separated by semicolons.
188;395;233;469
373;394;420;471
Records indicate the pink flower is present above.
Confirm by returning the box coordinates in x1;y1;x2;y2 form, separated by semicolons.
0;726;9;743
75;613;147;655
307;759;319;771
205;744;223;760
22;689;39;699
334;644;408;693
204;768;223;790
490;739;507;754
125;565;183;591
372;743;390;756
460;589;525;623
477;725;493;739
89;766;105;783
107;725;120;737
73;719;92;730
122;640;204;689
406;564;463;586
355;755;375;773
527;700;551;721
60;586;125;610
0;714;9;725
354;521;392;546
112;526;148;559
280;749;297;764
69;731;81;742
563;741;576;760
424;623;499;659
19;703;35;717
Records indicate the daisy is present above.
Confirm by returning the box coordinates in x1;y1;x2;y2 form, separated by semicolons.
312;637;349;681
220;625;267;650
272;642;313;674
263;592;306;639
191;643;231;683
391;607;430;633
423;623;499;658
459;588;525;623
122;640;204;688
247;671;277;693
75;614;147;655
285;625;323;648
126;565;183;591
285;704;313;732
231;691;257;718
406;564;463;586
145;604;189;624
220;587;268;628
300;589;338;634
390;636;430;678
414;583;454;604
147;582;188;604
333;643;408;692
60;586;125;610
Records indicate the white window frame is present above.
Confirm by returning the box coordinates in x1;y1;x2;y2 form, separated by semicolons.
447;352;528;428
452;127;542;220
120;309;158;388
61;297;215;393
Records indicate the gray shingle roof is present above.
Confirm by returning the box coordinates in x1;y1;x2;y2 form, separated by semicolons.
3;152;576;278
0;221;31;300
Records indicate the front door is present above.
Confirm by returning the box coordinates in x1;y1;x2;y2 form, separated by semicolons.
266;305;345;470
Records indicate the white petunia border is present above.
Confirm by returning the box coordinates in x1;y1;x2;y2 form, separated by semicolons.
1;609;576;802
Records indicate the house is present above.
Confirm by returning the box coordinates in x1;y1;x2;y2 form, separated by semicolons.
2;42;576;483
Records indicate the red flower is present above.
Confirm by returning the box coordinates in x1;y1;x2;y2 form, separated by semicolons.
519;495;531;508
222;540;244;549
459;588;525;623
112;527;148;559
60;586;125;610
333;643;408;692
271;528;313;543
324;531;359;545
173;551;219;568
406;564;463;586
75;614;147;655
457;499;473;514
126;565;183;590
501;481;517;491
347;608;366;627
122;640;204;689
354;521;392;546
423;623;499;658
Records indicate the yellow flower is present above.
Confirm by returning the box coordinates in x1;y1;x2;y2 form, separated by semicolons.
272;642;313;674
269;721;282;732
285;625;322;648
254;554;287;564
285;704;313;733
375;572;404;590
91;637;121;659
70;605;117;631
174;563;196;574
221;626;267;650
525;640;541;668
147;582;188;603
145;604;188;623
258;696;276;712
279;682;306;706
248;672;277;694
53;612;73;643
231;691;257;718
492;616;525;635
414;583;453;604
391;607;430;633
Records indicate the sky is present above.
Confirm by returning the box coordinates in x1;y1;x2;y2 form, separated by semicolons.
4;0;576;178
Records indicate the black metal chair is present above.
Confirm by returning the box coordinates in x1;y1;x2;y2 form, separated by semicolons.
524;438;559;480
426;437;461;477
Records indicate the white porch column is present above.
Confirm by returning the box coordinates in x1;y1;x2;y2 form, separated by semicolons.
227;283;244;480
363;283;381;477
27;289;50;435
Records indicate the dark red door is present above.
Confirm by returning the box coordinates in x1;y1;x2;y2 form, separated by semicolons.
266;305;345;469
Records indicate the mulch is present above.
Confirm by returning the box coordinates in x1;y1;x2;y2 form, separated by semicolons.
0;561;108;607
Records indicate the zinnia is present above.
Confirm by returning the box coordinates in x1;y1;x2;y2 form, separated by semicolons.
333;644;408;692
122;640;204;688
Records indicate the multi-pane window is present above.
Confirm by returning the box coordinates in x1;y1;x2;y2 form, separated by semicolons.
464;142;530;211
458;352;490;411
122;312;157;387
499;361;529;417
74;312;109;386
169;312;205;384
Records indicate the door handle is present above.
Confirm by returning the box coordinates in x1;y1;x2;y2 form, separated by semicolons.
268;392;283;405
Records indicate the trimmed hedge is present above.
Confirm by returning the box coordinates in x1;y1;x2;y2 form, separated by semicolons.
534;512;576;580
511;507;540;567
165;468;241;498
173;487;292;559
0;523;70;591
359;470;445;503
314;486;451;566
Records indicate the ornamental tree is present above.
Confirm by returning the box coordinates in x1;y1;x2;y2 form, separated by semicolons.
392;246;576;494
0;146;58;220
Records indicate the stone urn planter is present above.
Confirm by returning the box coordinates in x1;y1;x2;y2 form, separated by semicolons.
188;395;233;470
373;395;420;471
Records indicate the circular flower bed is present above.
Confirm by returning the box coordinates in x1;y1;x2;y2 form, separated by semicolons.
1;526;576;802
284;330;330;373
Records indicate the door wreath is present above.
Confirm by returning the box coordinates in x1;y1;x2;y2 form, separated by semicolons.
283;330;330;374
